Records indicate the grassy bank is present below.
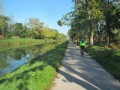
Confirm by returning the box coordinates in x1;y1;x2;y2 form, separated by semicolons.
85;46;120;81
0;38;56;50
0;41;68;90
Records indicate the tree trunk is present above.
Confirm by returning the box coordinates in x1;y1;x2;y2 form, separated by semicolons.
87;0;94;46
89;30;94;46
88;18;94;46
77;37;79;46
107;35;110;47
98;34;101;45
106;16;111;47
98;30;102;45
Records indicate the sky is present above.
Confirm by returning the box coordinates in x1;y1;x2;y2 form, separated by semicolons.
3;0;74;35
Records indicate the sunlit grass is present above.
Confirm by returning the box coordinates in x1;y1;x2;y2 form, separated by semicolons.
0;38;56;50
0;41;68;90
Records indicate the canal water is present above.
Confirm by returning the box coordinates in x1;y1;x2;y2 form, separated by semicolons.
0;44;52;75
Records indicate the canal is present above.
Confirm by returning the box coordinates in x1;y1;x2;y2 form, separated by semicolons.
0;43;54;75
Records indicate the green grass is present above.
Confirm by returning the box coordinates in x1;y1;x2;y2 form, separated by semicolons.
0;38;56;50
85;46;120;81
0;41;68;90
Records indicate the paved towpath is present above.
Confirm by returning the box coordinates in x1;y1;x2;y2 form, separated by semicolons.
52;42;120;90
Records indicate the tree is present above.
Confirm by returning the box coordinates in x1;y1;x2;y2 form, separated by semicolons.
11;23;27;38
0;15;10;37
26;18;44;29
59;0;103;45
99;0;120;46
26;18;44;38
77;0;103;45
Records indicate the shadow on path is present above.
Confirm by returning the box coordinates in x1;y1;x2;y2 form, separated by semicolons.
53;42;120;90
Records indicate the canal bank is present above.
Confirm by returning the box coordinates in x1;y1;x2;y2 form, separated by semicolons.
0;41;68;90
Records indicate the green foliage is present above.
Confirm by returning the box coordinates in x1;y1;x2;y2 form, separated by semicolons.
26;18;44;39
59;0;120;46
57;20;62;26
0;41;68;90
0;16;67;40
59;0;104;45
100;0;120;45
0;38;65;51
11;23;27;38
0;15;10;36
111;29;120;44
0;38;45;49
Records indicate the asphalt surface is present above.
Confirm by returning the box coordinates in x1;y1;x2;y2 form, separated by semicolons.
52;42;120;90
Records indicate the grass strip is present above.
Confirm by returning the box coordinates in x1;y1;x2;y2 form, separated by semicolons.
0;38;56;50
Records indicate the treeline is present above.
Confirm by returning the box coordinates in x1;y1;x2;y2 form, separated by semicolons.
0;15;67;40
58;0;120;47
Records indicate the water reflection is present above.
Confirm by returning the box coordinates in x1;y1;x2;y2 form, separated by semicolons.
0;43;53;75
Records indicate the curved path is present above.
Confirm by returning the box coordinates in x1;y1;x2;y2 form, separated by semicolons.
52;42;120;90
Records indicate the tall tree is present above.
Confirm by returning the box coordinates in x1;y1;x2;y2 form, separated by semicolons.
100;0;120;46
26;18;44;38
0;15;10;37
60;0;103;45
12;23;27;37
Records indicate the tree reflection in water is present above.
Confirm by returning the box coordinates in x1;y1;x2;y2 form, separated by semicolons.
0;43;54;75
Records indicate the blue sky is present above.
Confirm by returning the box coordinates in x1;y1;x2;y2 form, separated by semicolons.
3;0;73;35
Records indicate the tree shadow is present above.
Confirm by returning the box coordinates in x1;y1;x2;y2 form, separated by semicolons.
59;69;100;90
56;42;120;90
0;41;68;89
